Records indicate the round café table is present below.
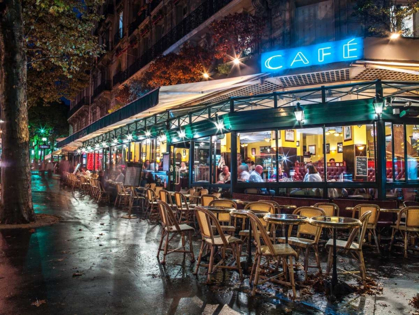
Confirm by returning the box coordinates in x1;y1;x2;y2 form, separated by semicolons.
230;209;269;271
263;214;307;244
309;216;361;297
202;206;235;220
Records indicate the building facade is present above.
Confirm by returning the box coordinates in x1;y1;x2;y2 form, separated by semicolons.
60;0;419;202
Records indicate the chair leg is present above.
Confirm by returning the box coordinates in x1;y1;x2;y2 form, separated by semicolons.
358;250;366;281
189;231;195;262
252;255;261;296
194;241;204;275
207;245;215;284
303;247;309;279
389;227;396;251
162;231;170;264
314;245;322;275
373;229;380;254
288;256;296;299
157;229;165;259
326;247;333;275
235;244;243;280
404;232;409;258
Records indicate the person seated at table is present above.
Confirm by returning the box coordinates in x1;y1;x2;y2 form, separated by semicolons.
246;160;255;172
277;165;288;180
179;161;188;173
238;165;250;182
143;160;150;170
303;164;322;182
115;167;125;184
249;165;264;182
218;166;231;183
98;170;107;188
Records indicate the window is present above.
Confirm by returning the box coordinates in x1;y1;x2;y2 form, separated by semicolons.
386;123;405;182
239;131;277;183
193;138;210;183
212;133;231;184
119;11;123;38
294;0;335;46
325;124;375;183
406;125;418;181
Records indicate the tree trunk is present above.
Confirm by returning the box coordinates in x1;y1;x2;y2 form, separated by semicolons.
0;0;35;223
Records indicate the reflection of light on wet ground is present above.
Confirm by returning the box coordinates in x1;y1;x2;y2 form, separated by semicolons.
0;173;417;314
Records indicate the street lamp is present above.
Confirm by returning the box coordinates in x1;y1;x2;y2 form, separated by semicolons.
374;97;384;117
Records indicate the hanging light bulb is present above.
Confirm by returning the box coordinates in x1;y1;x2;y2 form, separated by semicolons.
178;129;186;139
127;134;133;141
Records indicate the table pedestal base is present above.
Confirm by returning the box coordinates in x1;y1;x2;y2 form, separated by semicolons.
325;279;355;300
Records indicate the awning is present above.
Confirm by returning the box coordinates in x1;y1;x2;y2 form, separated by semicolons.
57;74;264;151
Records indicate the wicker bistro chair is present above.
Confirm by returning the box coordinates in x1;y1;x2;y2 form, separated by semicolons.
145;188;159;221
79;176;91;195
247;211;298;298
128;187;145;214
90;179;100;200
194;207;243;283
155;186;163;198
159;189;175;208
208;199;237;234
201;195;217;207
174;192;196;226
114;183;131;207
240;202;275;241
326;211;372;281
390;206;419;258
258;200;283;214
97;181;110;204
157;201;195;265
352;204;381;254
313;203;339;217
200;189;209;196
277;207;325;278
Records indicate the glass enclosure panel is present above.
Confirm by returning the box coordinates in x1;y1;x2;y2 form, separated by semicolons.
393;124;405;181
325;124;375;182
327;187;375;199
212;133;231;184
292;127;324;182
407;124;419;181
385;122;392;182
193;137;210;183
239;131;276;183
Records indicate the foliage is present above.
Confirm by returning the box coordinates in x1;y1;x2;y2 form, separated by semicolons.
23;0;104;107
118;44;213;103
209;12;265;62
354;0;419;36
216;63;232;75
28;101;69;141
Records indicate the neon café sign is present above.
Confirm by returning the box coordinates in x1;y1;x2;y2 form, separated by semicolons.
261;38;363;73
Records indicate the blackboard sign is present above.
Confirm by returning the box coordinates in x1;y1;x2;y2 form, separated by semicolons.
355;156;368;176
125;162;142;186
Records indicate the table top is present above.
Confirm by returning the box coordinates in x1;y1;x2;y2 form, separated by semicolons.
202;206;236;213
310;216;361;229
230;209;269;218
264;213;307;225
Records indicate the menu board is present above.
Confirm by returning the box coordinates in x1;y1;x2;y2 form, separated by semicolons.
355;156;368;177
125;162;142;186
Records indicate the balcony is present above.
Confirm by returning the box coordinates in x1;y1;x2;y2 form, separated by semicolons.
129;11;147;35
93;80;112;101
68;97;89;118
126;0;232;79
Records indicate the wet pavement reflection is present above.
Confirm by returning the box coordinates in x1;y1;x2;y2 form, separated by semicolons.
0;173;417;314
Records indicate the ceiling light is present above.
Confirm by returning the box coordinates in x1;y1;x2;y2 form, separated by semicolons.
294;103;304;122
178;129;186;139
127;134;133;141
145;130;151;137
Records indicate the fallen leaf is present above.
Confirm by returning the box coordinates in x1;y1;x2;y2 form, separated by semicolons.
31;299;46;307
29;229;36;233
72;272;83;277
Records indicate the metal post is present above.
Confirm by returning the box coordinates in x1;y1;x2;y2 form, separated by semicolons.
189;140;194;188
230;131;237;194
376;119;386;200
323;125;328;199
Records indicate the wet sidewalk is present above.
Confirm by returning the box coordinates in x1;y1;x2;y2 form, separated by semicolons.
0;173;417;314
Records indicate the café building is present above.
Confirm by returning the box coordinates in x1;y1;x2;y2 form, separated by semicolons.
57;36;419;204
